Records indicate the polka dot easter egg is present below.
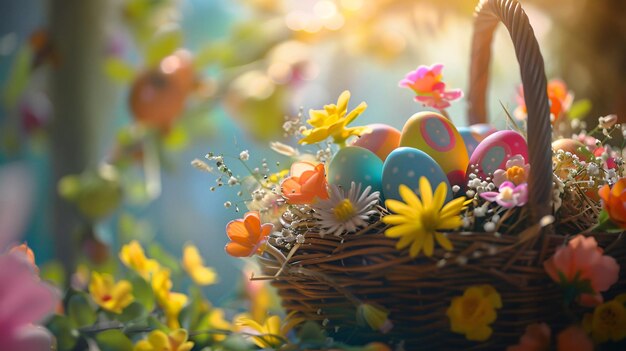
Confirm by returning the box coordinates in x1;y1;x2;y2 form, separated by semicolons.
399;112;468;187
352;123;402;161
457;124;497;158
468;130;528;180
328;146;383;194
382;147;451;202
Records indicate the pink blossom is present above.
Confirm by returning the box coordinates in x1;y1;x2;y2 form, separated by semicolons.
543;235;619;306
0;253;59;351
480;181;528;208
493;155;530;187
399;64;463;109
507;323;593;351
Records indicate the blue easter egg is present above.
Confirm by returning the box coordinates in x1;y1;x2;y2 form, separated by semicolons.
382;147;451;203
328;146;383;193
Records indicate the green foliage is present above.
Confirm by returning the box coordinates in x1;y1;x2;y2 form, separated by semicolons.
58;171;123;221
68;293;97;328
40;261;67;287
2;45;33;108
145;25;184;67
131;274;156;312
568;99;592;120
148;243;181;274
595;210;625;233
46;315;78;351
95;330;134;351
104;58;136;83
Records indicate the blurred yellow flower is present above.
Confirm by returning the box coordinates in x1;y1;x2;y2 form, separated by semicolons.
133;329;194;351
446;285;502;341
299;90;369;146
119;240;159;280
382;178;466;257
89;272;134;314
236;313;303;349
357;303;393;333
152;268;188;329
203;308;232;342
583;294;626;343
182;244;218;286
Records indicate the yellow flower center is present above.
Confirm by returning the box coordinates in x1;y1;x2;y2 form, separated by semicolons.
500;187;514;201
506;166;526;184
419;208;437;232
599;305;619;327
333;199;356;221
461;296;480;319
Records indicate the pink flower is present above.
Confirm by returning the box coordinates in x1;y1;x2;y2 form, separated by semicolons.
507;323;593;351
493;155;530;187
399;64;463;109
0;253;59;351
480;181;528;208
543;235;619;306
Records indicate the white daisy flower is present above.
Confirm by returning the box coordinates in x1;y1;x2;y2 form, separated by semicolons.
312;182;380;237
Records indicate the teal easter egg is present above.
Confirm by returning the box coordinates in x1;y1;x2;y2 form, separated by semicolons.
399;112;468;187
382;147;451;203
458;124;496;158
328;146;383;193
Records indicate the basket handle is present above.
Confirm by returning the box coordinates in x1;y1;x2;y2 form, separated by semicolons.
467;0;553;223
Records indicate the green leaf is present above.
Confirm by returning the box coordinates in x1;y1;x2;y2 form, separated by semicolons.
297;321;326;344
58;175;81;201
2;45;33;108
145;25;183;67
594;210;624;233
46;315;78;351
162;125;189;151
95;330;133;351
68;293;97;328
104;58;136;83
116;301;146;323
40;261;67;287
220;334;252;351
147;315;169;332
568;99;592;120
131;274;155;312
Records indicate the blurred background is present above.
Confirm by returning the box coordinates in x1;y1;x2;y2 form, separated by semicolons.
1;0;625;302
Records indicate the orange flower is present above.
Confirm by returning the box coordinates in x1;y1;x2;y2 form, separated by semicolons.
544;235;619;306
9;243;38;273
515;79;572;123
225;211;273;257
599;178;626;228
507;324;593;351
280;161;329;205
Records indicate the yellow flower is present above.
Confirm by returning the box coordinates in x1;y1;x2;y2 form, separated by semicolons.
89;272;134;314
119;240;160;280
204;308;232;342
133;329;194;351
152;268;188;329
182;244;217;286
583;294;626;343
299;90;369;145
382;177;466;257
357;303;393;333
446;285;502;341
236;313;303;349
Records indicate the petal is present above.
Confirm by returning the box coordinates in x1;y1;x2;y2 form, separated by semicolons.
382;214;409;225
225;242;253;257
225;220;249;241
434;232;453;251
432;182;448;210
244;211;262;243
423;232;435;257
418;177;433;207
289;162;316;177
385;199;416;217
336;90;351;114
385;223;421;238
398;184;423;211
408;234;425;257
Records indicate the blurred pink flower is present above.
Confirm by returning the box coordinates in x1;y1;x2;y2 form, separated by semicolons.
399;64;462;109
480;181;528;208
543;235;619;306
0;253;59;351
493;155;530;187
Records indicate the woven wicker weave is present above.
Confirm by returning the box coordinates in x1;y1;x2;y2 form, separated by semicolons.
259;0;626;349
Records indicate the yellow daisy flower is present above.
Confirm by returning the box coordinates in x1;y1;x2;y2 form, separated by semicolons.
119;240;160;280
133;329;194;351
89;272;134;314
182;243;218;286
382;177;466;257
299;90;369;146
236;313;303;349
583;294;626;343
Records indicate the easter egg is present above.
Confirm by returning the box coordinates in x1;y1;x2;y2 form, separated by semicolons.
399;112;469;187
382;147;451;202
328;146;383;193
552;138;588;161
468;130;528;179
352;123;401;161
458;124;497;158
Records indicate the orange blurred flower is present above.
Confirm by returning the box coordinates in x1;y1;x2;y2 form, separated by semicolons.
599;178;626;228
9;243;37;273
515;79;573;123
507;323;593;351
280;161;329;205
225;211;273;257
543;235;619;306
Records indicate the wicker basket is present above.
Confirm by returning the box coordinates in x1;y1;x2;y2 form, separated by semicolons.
258;0;626;349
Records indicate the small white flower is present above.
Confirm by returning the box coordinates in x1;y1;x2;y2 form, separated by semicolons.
474;205;486;217
239;150;250;161
312;182;380;236
483;222;496;232
598;114;617;129
228;176;238;186
224;201;232;208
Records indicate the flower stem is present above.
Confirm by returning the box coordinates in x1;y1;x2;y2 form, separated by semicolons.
439;109;451;120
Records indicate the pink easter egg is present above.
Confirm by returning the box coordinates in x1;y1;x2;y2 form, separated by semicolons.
352;123;401;161
467;130;528;180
